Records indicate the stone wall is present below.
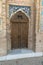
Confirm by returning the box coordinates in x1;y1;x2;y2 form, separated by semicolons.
0;0;43;56
0;0;7;56
6;0;35;52
36;0;43;52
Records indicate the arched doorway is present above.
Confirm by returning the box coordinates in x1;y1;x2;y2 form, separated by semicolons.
10;10;29;49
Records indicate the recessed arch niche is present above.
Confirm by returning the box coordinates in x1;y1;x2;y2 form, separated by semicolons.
10;10;29;49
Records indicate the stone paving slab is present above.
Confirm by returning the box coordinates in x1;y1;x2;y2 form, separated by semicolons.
0;52;43;65
0;56;43;65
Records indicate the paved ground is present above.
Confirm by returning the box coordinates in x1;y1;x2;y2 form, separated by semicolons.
0;52;43;65
0;56;43;65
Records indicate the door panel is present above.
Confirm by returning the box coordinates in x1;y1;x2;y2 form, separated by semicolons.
21;23;28;48
18;23;21;48
11;22;28;49
11;23;18;49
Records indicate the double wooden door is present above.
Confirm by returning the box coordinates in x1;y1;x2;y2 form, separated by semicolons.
11;22;28;49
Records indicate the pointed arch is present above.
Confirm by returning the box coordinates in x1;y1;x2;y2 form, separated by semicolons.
10;9;30;49
10;9;30;22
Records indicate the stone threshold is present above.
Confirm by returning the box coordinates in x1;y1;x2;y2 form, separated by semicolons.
0;52;42;61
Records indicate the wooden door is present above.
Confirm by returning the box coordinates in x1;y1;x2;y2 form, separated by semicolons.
11;23;18;49
11;22;28;49
21;22;28;48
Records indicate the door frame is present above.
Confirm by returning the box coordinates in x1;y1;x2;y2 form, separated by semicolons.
7;9;35;51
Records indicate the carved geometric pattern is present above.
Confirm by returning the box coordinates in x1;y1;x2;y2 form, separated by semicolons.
9;5;31;17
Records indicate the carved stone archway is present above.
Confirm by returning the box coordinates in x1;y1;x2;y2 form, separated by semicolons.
7;9;35;52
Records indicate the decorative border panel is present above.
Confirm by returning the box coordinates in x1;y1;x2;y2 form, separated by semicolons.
9;5;31;17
